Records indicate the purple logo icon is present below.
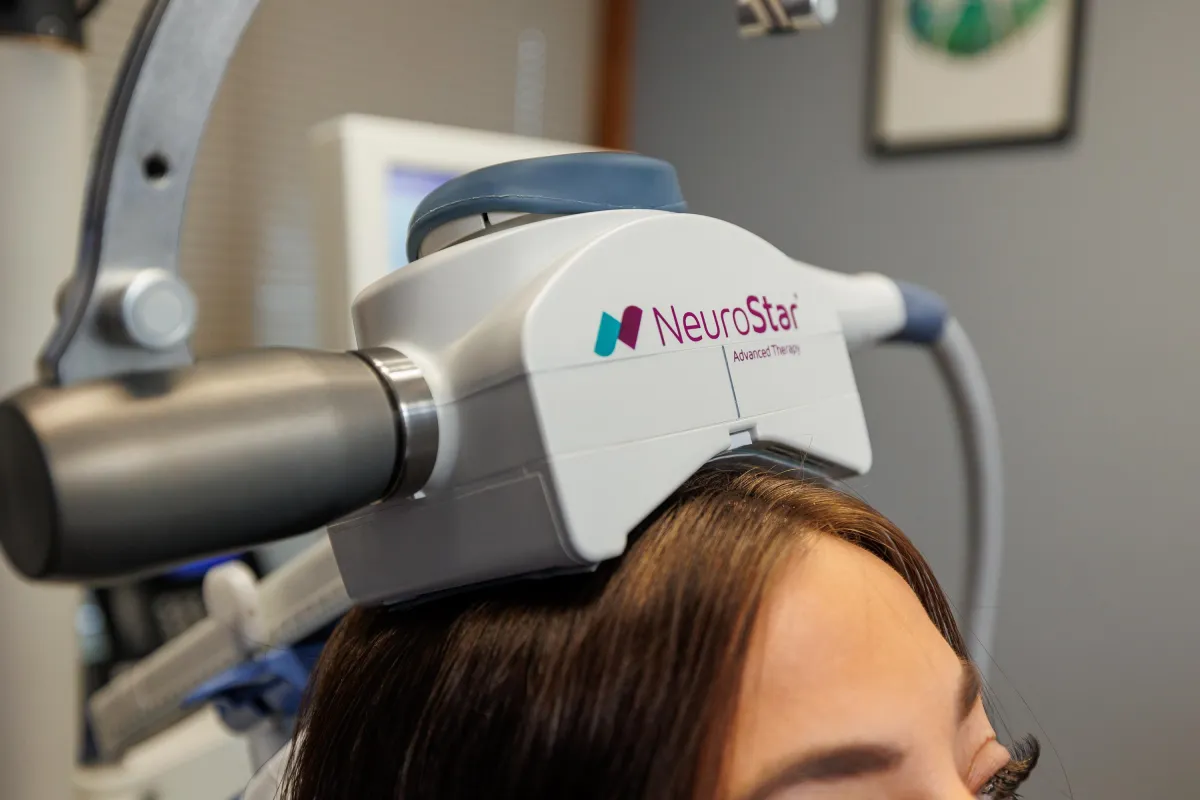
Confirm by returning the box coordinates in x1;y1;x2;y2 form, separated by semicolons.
594;305;643;357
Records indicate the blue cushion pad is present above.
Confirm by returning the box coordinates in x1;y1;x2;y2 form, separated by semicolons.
407;152;687;261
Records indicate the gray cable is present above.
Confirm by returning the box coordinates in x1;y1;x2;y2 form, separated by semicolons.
932;318;1004;678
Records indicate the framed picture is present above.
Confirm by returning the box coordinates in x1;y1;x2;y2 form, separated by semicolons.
869;0;1085;156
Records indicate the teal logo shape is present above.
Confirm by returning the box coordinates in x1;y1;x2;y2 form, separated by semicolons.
594;306;643;357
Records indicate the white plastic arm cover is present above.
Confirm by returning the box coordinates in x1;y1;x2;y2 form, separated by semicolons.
88;536;350;759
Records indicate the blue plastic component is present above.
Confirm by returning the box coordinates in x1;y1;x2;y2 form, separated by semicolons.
891;280;950;344
183;644;325;733
165;554;241;581
406;152;688;262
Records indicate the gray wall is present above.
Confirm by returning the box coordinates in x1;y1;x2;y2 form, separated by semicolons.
633;2;1199;798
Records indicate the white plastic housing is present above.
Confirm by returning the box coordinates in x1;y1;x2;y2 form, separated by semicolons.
329;211;878;605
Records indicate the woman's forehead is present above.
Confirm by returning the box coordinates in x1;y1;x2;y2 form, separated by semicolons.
723;536;965;788
753;535;956;673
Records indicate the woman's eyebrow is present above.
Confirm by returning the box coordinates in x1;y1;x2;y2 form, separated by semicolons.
737;664;981;800
958;660;983;724
737;744;904;800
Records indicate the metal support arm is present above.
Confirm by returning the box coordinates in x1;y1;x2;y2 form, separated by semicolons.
39;0;834;386
42;0;262;386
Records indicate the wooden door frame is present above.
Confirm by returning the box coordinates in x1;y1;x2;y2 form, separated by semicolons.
595;0;635;150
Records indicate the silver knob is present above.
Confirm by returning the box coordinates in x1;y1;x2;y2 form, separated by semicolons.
114;269;197;351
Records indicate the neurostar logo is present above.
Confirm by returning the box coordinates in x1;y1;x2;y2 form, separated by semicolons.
595;295;800;356
652;296;799;344
594;305;644;357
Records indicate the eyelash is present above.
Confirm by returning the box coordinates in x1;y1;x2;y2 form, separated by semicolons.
978;735;1040;799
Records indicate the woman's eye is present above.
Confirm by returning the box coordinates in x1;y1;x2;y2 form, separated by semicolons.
975;777;998;798
974;773;1006;799
964;740;1011;796
975;735;1041;798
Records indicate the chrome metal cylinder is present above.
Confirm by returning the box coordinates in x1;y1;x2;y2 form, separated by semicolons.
355;348;439;498
0;349;401;581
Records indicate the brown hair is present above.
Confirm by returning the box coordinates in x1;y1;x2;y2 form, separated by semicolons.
282;470;966;800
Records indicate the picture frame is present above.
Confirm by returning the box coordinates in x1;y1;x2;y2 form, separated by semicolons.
868;0;1086;156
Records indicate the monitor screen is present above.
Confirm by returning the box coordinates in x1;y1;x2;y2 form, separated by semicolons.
387;165;457;271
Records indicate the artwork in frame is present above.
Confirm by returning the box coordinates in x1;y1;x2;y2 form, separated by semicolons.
869;0;1085;156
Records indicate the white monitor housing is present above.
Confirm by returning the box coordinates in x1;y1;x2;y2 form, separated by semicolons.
309;115;596;350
